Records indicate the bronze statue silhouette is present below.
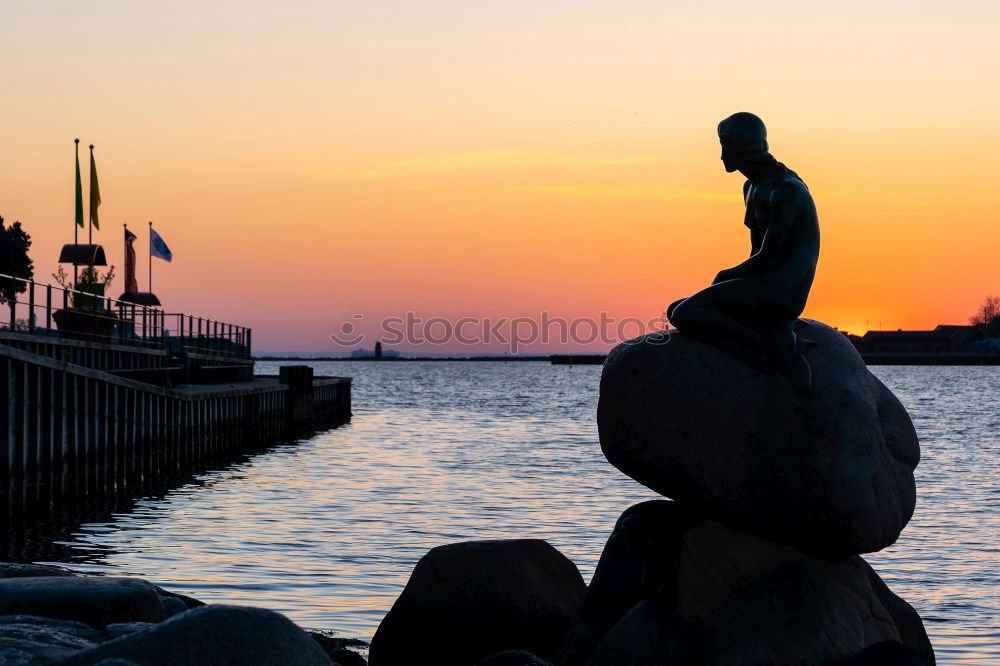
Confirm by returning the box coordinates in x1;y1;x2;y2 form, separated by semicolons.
667;112;820;392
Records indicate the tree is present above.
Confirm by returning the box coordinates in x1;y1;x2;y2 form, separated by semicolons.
970;295;1000;339
0;216;34;306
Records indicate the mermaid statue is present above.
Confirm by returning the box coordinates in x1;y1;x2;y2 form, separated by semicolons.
667;112;820;393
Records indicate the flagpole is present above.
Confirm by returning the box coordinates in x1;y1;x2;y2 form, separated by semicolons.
88;145;94;245
74;139;80;283
74;140;80;246
148;221;153;293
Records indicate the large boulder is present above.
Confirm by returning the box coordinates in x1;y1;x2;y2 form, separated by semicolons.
834;640;932;665
58;605;334;665
690;557;899;665
562;503;933;666
586;549;901;666
848;558;935;665
558;500;698;665
0;577;164;629
598;320;919;556
584;600;690;666
369;539;586;666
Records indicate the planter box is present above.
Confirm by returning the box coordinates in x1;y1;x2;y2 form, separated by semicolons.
52;308;118;343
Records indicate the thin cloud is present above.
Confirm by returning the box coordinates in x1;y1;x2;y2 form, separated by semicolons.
515;185;740;202
364;150;663;173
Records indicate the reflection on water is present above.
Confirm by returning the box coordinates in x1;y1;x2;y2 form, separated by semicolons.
9;362;998;663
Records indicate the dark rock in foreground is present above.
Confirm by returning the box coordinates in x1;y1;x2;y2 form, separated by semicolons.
598;320;919;556
0;577;164;629
474;650;554;666
0;614;155;664
369;539;585;666
0;563;78;579
0;563;373;665
58;605;334;665
0;615;108;663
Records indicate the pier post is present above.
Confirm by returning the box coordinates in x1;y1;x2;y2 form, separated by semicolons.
279;365;314;434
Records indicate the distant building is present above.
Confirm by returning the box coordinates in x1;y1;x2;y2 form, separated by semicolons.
854;326;970;354
350;346;400;359
932;324;977;345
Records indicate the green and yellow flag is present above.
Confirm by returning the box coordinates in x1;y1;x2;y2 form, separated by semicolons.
74;140;84;228
89;145;101;230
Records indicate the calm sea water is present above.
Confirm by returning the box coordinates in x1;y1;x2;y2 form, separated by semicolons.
32;362;1000;664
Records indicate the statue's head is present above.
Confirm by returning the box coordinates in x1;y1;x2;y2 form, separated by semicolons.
718;112;768;173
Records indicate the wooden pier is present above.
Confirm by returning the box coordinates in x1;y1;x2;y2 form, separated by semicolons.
0;274;351;517
550;354;606;365
0;342;350;516
0;344;351;515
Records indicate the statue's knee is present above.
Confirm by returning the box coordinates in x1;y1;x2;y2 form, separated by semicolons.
668;300;693;328
667;298;686;322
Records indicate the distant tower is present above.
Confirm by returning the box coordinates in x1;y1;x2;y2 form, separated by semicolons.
375;341;383;360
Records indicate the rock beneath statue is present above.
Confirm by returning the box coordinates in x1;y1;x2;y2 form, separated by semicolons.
557;500;699;666
586;553;901;666
848;557;936;665
59;605;333;665
584;600;691;666
560;503;933;666
692;556;899;664
834;640;932;665
598;319;919;556
369;539;586;666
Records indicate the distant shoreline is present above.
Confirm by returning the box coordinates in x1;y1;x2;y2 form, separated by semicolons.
253;355;553;362
254;352;1000;366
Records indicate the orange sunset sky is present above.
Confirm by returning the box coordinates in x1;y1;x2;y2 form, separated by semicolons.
2;1;998;353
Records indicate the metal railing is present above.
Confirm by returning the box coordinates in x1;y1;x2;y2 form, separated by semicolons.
0;273;251;359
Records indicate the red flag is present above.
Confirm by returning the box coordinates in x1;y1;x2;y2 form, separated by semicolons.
124;227;139;293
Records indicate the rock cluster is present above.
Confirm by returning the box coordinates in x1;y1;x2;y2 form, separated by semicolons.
373;320;933;665
0;563;364;665
561;503;932;665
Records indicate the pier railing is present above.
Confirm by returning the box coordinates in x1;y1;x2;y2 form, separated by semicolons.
0;273;251;359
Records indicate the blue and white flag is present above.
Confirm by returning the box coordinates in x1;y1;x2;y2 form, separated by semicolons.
150;227;173;262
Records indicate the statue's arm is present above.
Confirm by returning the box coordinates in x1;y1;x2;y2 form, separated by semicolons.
715;181;802;282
